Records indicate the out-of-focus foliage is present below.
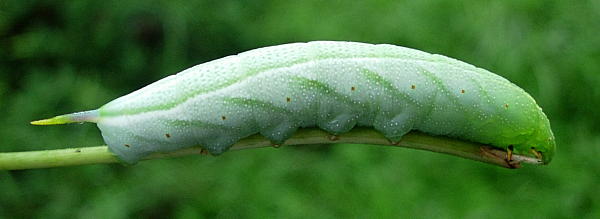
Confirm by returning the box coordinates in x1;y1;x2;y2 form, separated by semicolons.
1;0;599;218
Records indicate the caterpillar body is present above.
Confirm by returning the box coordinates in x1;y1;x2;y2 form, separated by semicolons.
33;41;555;164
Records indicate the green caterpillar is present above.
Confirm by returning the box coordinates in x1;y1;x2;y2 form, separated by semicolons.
32;41;555;164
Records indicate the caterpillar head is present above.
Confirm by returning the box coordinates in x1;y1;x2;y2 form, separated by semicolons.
524;113;555;164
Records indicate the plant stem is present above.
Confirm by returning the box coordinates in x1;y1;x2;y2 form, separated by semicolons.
0;128;541;170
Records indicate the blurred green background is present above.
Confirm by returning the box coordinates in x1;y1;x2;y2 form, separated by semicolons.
1;0;599;218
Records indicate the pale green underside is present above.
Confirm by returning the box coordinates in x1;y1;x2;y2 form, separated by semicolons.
94;41;554;164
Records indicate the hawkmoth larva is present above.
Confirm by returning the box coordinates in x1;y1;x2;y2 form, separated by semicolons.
32;41;556;164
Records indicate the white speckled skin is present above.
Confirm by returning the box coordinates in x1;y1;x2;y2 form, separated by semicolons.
94;41;554;164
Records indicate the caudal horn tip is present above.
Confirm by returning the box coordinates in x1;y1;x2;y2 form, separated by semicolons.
30;115;74;125
30;110;99;125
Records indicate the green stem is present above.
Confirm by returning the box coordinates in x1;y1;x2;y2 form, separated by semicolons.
0;128;541;170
